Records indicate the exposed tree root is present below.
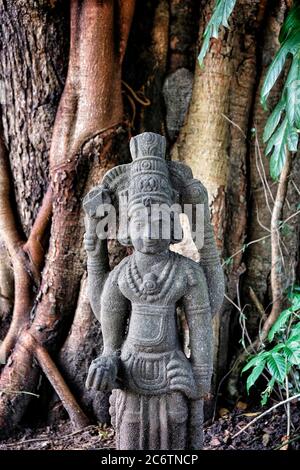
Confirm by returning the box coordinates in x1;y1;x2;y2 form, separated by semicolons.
0;0;135;436
33;338;89;429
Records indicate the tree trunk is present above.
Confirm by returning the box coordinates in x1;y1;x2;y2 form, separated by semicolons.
0;0;135;436
0;0;299;439
171;0;268;398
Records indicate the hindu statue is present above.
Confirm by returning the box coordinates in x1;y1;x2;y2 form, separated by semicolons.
83;132;224;450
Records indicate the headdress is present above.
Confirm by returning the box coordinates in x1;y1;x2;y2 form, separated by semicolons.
86;132;207;246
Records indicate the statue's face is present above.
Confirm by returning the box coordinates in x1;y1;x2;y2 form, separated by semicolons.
129;210;171;254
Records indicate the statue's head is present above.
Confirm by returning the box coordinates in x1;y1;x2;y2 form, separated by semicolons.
129;205;172;254
126;133;182;253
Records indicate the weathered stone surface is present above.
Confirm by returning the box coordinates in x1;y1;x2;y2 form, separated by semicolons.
163;68;193;141
83;132;224;450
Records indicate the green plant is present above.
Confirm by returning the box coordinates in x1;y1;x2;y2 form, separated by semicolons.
198;0;300;180
261;2;300;180
198;0;237;66
242;286;300;405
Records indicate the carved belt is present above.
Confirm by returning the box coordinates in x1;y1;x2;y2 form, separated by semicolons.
121;350;171;394
120;349;195;397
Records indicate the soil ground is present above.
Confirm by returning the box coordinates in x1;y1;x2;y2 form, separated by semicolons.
0;402;299;451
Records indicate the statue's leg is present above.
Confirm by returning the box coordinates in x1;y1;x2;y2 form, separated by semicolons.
167;392;189;450
110;389;141;450
188;399;204;449
110;390;189;450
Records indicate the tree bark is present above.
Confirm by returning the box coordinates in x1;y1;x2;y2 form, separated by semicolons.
0;0;68;235
241;0;287;338
0;0;299;439
0;0;135;436
172;0;268;399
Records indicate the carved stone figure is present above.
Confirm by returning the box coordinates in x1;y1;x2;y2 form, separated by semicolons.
83;132;224;450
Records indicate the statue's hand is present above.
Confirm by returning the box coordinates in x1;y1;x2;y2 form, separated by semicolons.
85;353;120;392
83;186;111;223
83;186;111;257
84;233;98;253
166;351;198;400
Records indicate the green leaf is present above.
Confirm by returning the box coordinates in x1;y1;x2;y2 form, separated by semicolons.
263;99;285;143
268;118;289;180
270;343;285;353
290;322;300;335
285;347;300;365
198;34;211;68
265;132;278;156
286;54;300;127
287;129;299;152
260;376;276;406
261;3;300;177
219;0;236;24
261;390;269;406
268;308;293;342
286;333;300;347
246;361;266;393
198;0;237;66
291;292;300;311
261;39;293;108
267;353;287;383
279;4;300;44
242;351;269;373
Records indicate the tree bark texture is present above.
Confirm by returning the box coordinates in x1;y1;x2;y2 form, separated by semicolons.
0;0;135;435
0;0;299;436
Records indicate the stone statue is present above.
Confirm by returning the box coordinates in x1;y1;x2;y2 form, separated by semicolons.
83;132;224;450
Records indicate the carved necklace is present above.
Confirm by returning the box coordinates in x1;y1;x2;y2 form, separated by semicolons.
127;252;173;301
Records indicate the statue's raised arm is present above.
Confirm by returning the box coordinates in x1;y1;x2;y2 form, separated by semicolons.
83;132;224;450
83;186;111;321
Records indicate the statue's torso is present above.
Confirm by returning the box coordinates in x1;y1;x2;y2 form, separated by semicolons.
115;251;199;396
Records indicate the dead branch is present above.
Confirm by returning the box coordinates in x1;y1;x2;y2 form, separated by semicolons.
226;154;293;398
33;339;89;430
249;287;267;322
232;393;300;439
260;153;292;341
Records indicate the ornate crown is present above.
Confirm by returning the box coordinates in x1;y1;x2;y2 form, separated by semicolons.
128;133;173;215
86;132;207;246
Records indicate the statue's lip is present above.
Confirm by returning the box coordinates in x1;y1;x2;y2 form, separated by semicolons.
143;240;158;246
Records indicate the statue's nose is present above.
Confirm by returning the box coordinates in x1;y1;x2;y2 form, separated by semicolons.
142;222;154;241
142;222;150;240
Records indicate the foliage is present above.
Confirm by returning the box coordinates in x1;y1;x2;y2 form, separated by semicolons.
242;287;300;405
198;1;300;180
198;0;237;66
262;2;300;180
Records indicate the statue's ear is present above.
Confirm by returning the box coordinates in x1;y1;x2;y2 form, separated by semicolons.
116;189;131;246
118;232;132;247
